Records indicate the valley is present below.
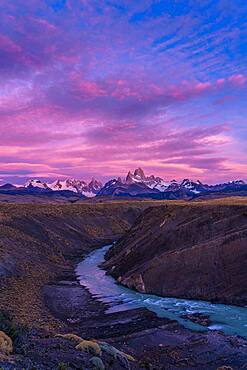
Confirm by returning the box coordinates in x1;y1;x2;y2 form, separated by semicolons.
2;1;247;369
0;199;247;368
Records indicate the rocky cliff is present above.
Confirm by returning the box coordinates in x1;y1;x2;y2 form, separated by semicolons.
103;200;247;306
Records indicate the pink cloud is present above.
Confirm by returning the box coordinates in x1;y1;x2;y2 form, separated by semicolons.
0;0;246;184
0;33;22;52
194;81;212;92
228;74;247;86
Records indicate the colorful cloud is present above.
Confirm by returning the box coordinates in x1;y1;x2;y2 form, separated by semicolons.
0;0;247;184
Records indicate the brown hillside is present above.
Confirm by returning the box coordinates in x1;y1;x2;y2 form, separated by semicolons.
0;201;159;329
104;198;247;305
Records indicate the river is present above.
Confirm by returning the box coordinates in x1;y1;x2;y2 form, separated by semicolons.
76;245;247;339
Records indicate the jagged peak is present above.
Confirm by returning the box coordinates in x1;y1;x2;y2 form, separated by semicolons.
126;171;134;184
88;177;102;187
133;167;145;179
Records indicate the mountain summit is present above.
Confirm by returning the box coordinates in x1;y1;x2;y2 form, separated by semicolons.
125;167;170;190
2;169;246;199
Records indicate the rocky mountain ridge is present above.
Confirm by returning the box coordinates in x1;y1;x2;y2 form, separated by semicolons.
0;167;246;199
25;178;103;197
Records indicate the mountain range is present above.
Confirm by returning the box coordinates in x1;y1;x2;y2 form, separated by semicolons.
26;178;103;198
0;167;246;200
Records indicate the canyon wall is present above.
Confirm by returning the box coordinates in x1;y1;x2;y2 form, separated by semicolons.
104;201;247;306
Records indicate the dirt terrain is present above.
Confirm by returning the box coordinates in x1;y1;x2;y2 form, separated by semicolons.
0;201;163;329
0;199;247;369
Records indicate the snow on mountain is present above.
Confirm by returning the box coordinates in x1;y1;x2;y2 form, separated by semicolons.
99;168;213;197
153;179;170;191
99;168;173;197
227;180;245;185
179;179;206;194
125;167;170;190
25;178;103;197
99;168;247;198
48;179;87;193
26;179;50;189
20;171;247;199
88;178;103;195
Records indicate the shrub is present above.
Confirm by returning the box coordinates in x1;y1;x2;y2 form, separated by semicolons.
55;333;83;344
0;330;13;355
76;340;102;356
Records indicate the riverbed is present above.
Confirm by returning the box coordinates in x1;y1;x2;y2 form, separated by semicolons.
76;244;247;339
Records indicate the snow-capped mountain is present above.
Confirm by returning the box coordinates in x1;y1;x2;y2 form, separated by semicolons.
98;177;161;197
26;178;103;197
4;169;246;199
98;168;246;199
26;179;50;190
98;168;186;197
125;167;170;191
176;179;206;194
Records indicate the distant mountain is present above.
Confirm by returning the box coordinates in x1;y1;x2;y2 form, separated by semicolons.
98;168;246;199
98;168;171;197
125;167;170;191
25;178;103;197
1;169;246;199
26;179;50;190
98;178;161;197
0;183;18;191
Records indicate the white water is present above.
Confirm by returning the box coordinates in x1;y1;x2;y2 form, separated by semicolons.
76;245;247;339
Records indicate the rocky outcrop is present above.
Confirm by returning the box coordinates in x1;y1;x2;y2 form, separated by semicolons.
0;331;13;355
55;333;135;369
103;201;247;305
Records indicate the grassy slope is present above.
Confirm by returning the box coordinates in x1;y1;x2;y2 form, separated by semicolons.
0;201;166;330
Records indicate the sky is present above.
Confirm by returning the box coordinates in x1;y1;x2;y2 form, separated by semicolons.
0;0;247;185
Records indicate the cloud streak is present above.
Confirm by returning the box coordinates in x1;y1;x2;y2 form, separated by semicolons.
0;0;246;184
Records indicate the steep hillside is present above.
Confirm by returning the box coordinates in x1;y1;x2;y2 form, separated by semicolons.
103;199;247;306
0;201;157;329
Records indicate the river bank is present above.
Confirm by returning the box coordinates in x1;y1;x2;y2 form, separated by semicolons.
24;247;247;369
36;254;247;369
1;201;247;368
1;245;247;369
0;201;157;330
0;201;159;368
16;255;247;369
77;245;247;340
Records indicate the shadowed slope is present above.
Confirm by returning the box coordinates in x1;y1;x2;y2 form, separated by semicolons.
104;200;247;305
0;201;157;329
